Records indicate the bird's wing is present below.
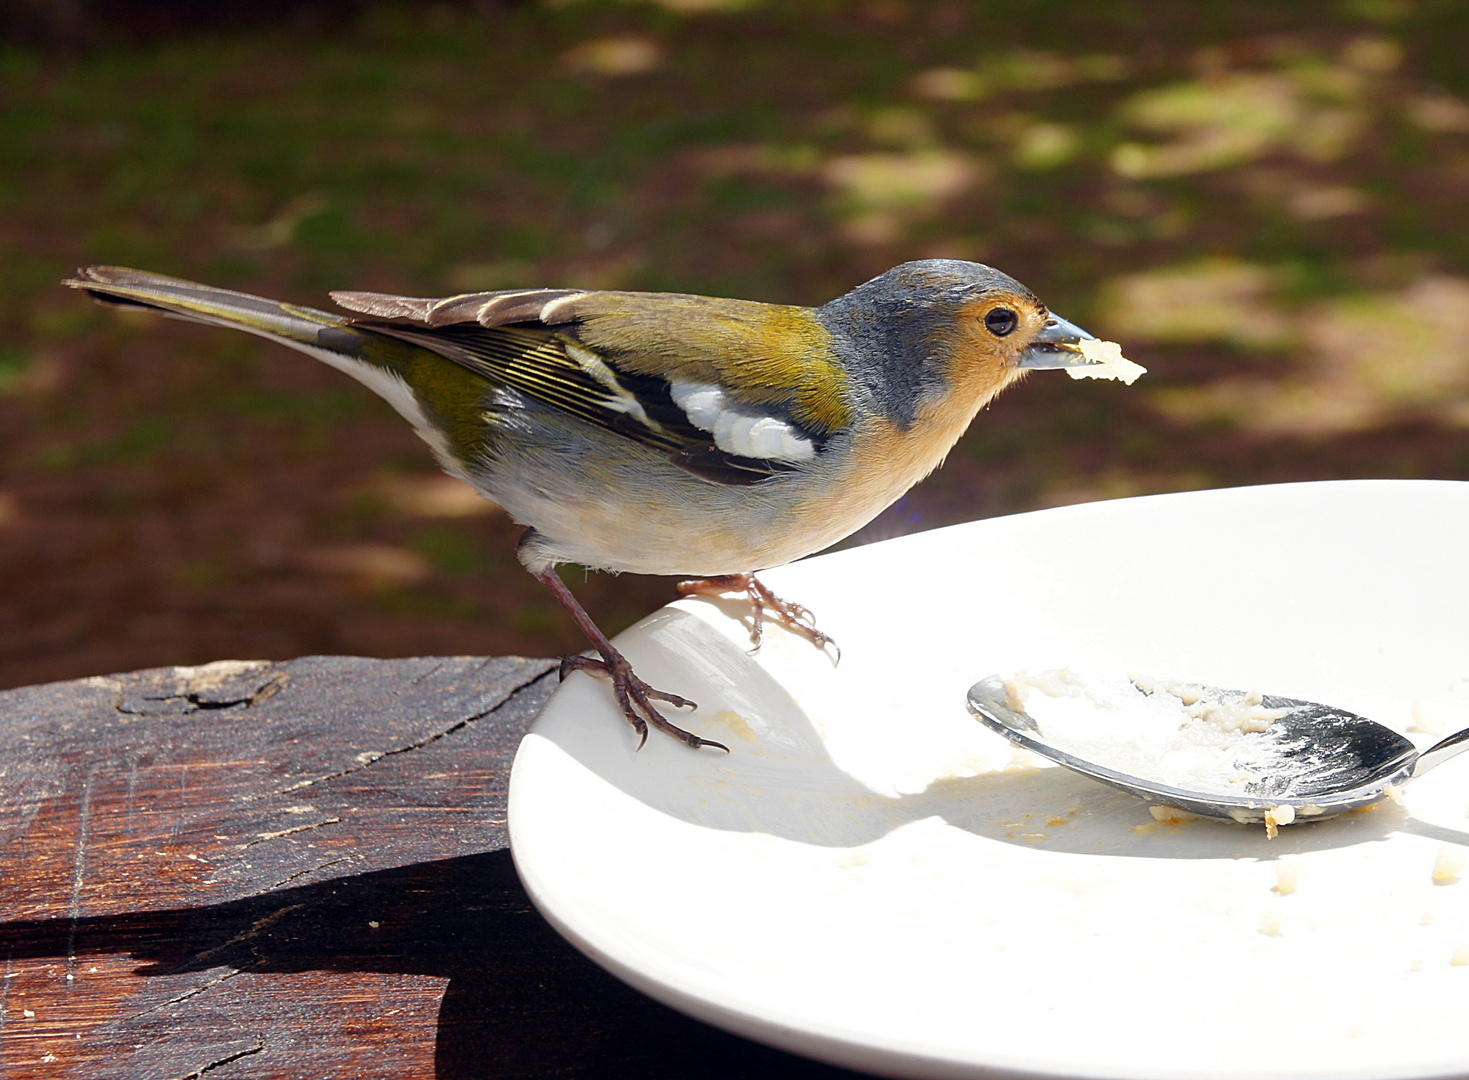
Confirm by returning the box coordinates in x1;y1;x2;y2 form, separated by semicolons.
330;286;588;328
335;287;855;485
353;318;807;486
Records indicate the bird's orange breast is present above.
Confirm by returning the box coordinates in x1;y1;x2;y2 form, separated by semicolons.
764;351;1023;565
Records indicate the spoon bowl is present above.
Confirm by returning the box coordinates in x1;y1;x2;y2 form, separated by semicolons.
967;675;1469;825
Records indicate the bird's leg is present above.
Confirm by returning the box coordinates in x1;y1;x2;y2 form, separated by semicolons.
676;573;839;659
533;566;727;752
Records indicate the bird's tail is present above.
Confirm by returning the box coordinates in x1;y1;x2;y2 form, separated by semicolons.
63;266;477;472
66;264;447;426
64;264;377;362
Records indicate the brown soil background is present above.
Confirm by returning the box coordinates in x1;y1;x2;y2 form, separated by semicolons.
3;0;1468;689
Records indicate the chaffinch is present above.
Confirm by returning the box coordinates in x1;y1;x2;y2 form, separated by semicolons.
66;261;1107;751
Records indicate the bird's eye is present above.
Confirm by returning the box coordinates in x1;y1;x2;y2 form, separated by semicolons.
984;308;1018;337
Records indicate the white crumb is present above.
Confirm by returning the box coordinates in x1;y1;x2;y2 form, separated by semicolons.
1066;339;1147;385
1433;847;1465;885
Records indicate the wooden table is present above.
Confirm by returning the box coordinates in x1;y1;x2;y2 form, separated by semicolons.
0;656;862;1078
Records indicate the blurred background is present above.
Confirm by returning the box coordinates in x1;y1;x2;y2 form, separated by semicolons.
2;0;1467;690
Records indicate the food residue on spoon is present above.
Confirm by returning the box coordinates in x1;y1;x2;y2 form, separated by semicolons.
1066;339;1147;385
1263;804;1295;839
1149;805;1196;826
1002;668;1298;803
1132;677;1291;733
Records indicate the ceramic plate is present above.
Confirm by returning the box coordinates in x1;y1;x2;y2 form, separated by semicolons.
508;481;1469;1079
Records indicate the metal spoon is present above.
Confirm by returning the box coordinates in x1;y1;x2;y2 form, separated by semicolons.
966;675;1469;825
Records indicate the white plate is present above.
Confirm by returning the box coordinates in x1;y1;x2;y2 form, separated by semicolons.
508;481;1469;1080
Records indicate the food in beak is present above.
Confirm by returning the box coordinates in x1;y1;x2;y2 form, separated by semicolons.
1066;338;1147;385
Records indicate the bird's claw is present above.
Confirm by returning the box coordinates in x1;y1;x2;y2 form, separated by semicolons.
559;652;726;752
678;573;840;662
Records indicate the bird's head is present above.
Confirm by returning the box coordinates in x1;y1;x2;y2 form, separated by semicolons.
816;259;1097;428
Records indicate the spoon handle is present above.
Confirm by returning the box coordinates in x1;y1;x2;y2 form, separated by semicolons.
1411;725;1469;778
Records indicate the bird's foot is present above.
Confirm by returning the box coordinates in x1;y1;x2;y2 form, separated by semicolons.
560;651;727;752
533;561;724;752
677;573;840;660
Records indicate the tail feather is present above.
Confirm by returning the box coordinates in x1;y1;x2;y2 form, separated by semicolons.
64;265;349;344
64;266;470;473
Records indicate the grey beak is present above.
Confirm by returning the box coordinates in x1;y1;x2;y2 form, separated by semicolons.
1017;314;1099;370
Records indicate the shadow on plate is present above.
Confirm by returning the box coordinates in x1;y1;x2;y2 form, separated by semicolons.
536;607;1463;861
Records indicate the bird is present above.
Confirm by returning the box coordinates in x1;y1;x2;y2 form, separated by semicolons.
64;260;1105;751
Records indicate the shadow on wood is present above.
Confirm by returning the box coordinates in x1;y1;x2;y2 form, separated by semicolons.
0;848;858;1079
0;655;859;1078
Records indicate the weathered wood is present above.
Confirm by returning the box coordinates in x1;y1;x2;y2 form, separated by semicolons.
0;656;861;1078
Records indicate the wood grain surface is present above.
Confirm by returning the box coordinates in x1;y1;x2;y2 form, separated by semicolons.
0;656;861;1079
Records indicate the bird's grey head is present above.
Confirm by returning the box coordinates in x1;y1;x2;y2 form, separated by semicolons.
816;260;1042;427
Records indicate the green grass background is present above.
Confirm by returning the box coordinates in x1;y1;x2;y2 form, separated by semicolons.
2;0;1468;686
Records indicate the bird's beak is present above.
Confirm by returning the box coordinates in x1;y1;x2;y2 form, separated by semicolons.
1016;314;1099;370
